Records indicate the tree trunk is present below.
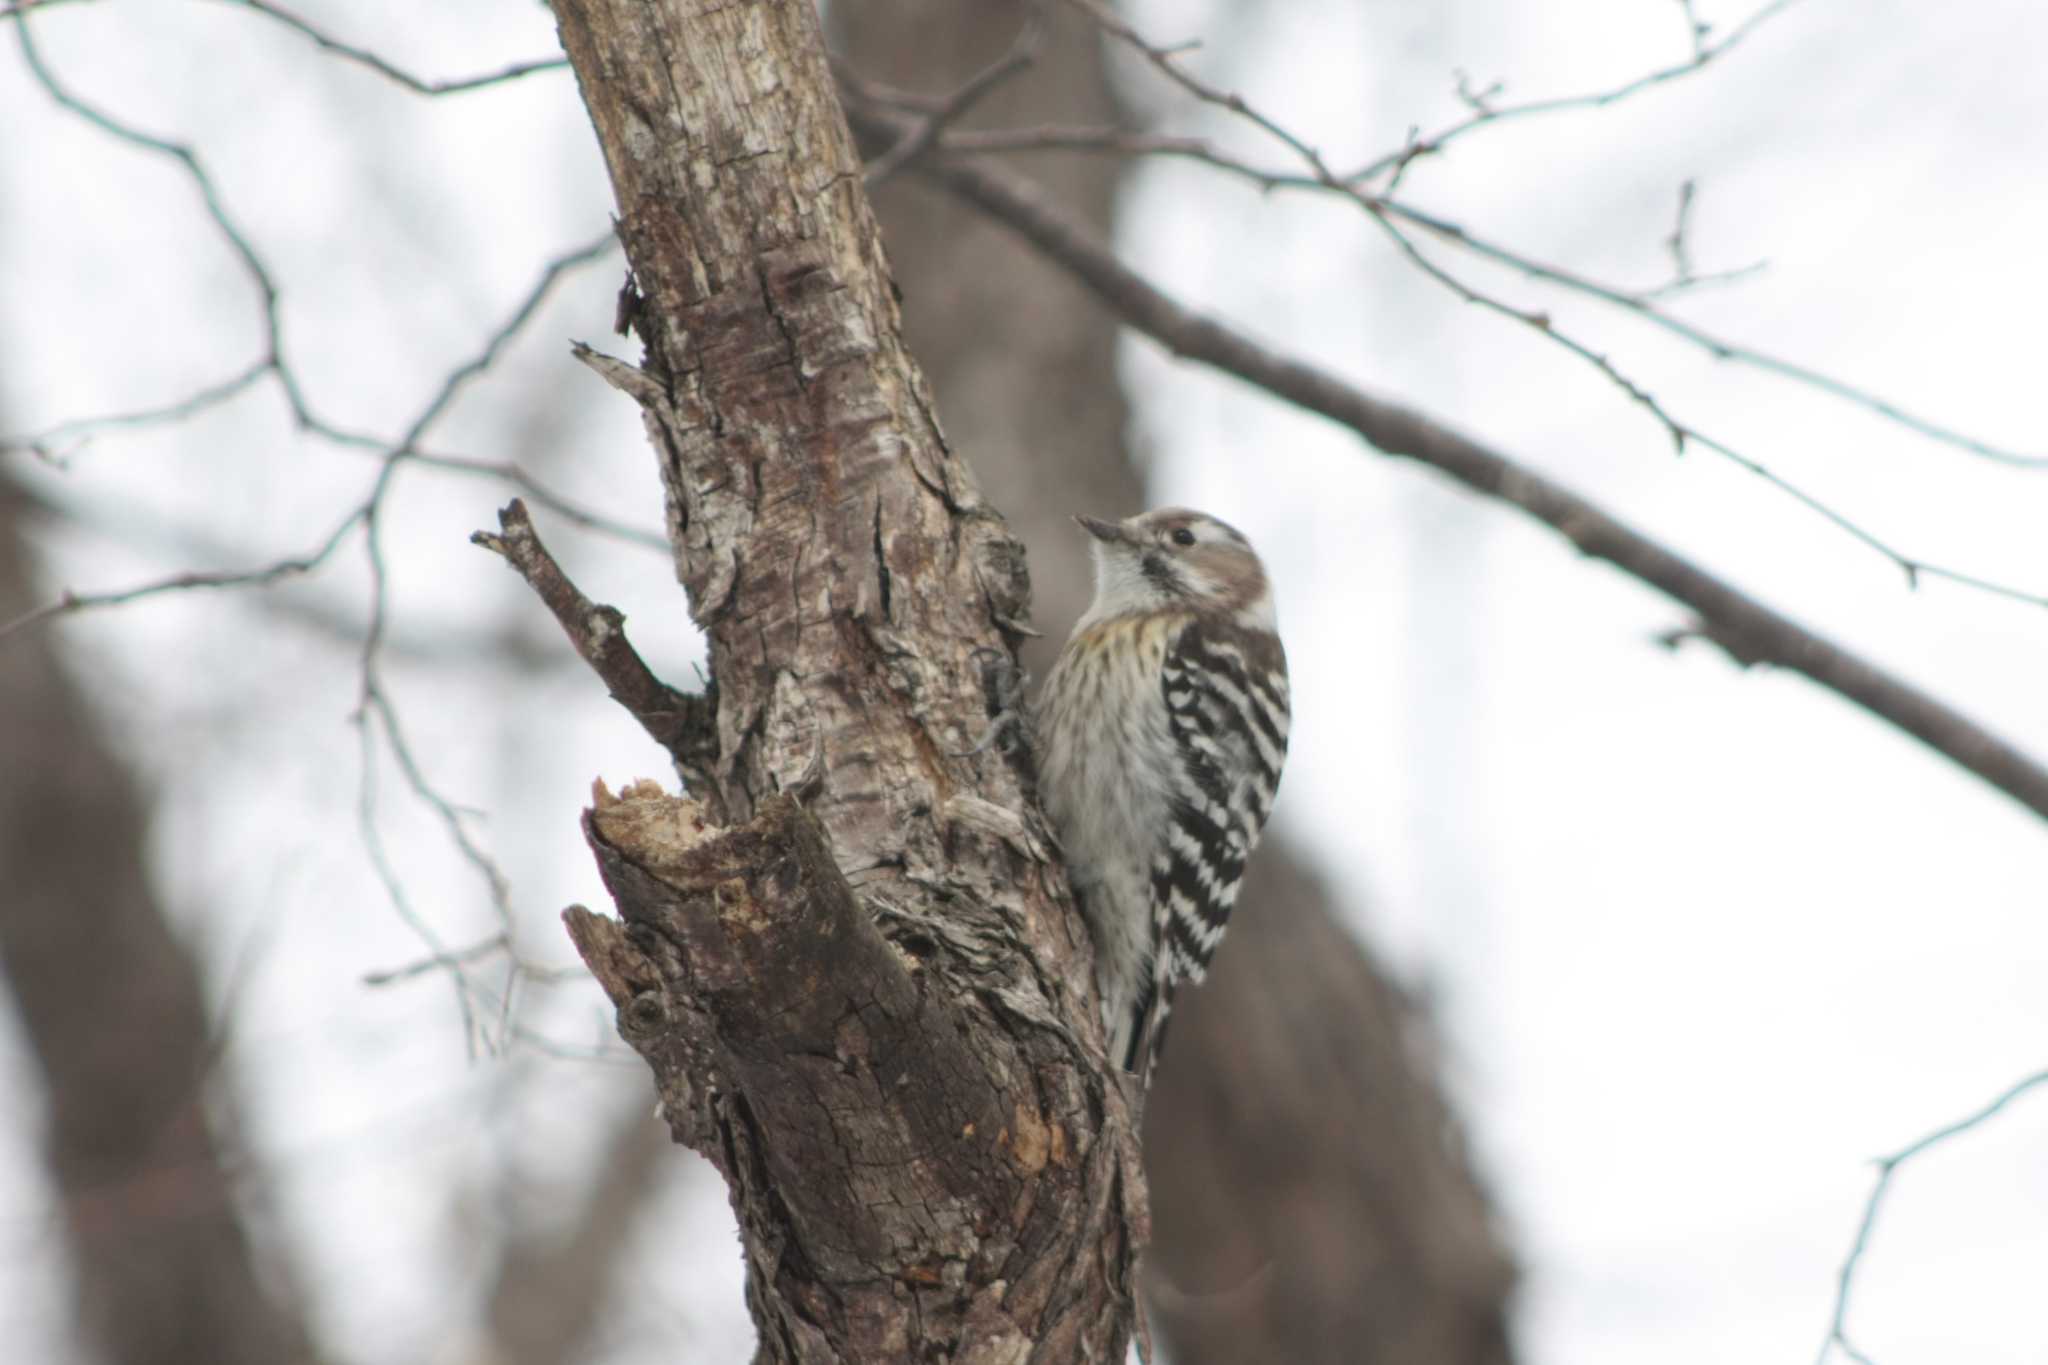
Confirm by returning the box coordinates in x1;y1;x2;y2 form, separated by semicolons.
835;4;1520;1361
0;477;324;1365
545;2;1140;1360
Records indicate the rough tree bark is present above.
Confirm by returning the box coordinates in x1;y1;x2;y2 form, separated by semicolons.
532;1;1141;1360
0;477;323;1365
834;4;1518;1360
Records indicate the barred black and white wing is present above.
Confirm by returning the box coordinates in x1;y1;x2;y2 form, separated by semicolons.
1122;617;1290;1074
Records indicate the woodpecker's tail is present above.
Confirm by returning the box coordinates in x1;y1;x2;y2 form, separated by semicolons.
1116;979;1175;1086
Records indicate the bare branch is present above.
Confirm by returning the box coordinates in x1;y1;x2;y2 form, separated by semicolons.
352;706;494;1057
0;501;367;640
1677;0;1713;61
1065;0;1338;180
1033;6;2048;567
1378;199;2048;470
361;933;510;987
406;448;667;550
0;0;93;22
363;683;514;933
4;16;630;1047
11;18;346;435
856;52;2047;602
472;497;716;783
1346;0;1811;184
0;360;272;462
8;20;638;487
1361;211;2048;610
5;0;669;1065
858;1;1048;187
1666;179;1697;283
945;117;2032;469
396;233;620;453
832;81;2048;610
211;0;569;96
862;123;2048;825
1817;1068;2048;1365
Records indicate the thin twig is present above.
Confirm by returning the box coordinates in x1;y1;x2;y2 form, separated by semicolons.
0;502;368;640
860;1;1047;187
837;86;2048;597
1062;2;2048;550
407;449;667;550
1816;1068;2048;1365
995;7;2045;471
362;933;510;987
364;685;515;936
13;20;316;424
950;118;2022;464
6;11;642;1054
0;0;93;21
213;0;569;96
1666;179;1698;283
1065;0;1340;182
1362;211;2048;610
1377;199;2048;469
353;706;490;1058
1346;0;1811;185
0;360;272;461
1677;0;1712;61
394;232;620;454
935;6;2048;520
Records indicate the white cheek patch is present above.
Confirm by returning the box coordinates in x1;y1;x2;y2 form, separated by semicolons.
1082;542;1165;622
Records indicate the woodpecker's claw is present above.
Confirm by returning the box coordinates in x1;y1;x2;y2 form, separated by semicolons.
953;646;1031;759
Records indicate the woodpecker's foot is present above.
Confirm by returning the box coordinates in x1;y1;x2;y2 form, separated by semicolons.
953;646;1030;758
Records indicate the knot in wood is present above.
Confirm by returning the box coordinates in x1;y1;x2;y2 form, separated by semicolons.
623;989;669;1038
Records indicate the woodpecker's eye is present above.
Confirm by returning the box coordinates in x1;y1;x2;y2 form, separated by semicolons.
1170;527;1196;547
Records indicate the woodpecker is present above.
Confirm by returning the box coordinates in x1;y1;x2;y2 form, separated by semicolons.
1037;507;1289;1081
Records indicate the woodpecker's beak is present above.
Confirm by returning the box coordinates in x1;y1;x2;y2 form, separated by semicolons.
1074;514;1128;545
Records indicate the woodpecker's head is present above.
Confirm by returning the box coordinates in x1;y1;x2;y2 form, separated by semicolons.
1073;507;1275;631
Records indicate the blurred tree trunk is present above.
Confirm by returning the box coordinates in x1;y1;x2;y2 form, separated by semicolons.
834;3;1519;1361
0;479;322;1365
478;1107;672;1365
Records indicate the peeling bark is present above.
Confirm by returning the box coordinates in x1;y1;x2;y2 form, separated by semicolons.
543;2;1140;1359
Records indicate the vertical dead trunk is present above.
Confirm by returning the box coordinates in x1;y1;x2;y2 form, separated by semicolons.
0;478;323;1365
543;2;1140;1360
835;4;1520;1361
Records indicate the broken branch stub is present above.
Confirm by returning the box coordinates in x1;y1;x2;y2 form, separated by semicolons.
565;781;1136;1360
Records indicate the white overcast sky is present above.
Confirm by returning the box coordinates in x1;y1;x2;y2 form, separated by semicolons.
2;1;2044;1363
